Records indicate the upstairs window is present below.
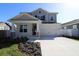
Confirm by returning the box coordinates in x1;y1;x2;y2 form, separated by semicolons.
41;15;45;20
51;17;53;21
20;25;27;32
39;11;41;13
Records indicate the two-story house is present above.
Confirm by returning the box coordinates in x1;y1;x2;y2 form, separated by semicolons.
9;8;61;38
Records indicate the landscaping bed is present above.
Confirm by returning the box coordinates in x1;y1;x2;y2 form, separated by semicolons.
0;37;28;56
18;42;42;56
0;37;29;49
0;36;42;56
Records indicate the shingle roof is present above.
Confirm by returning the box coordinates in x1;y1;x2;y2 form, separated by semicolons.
32;8;58;14
32;8;49;13
62;19;79;26
9;13;39;21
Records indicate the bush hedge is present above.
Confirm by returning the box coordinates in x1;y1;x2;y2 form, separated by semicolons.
0;37;29;49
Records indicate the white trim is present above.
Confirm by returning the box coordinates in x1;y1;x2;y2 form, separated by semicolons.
10;20;41;23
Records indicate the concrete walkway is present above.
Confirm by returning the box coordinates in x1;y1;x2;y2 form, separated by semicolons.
34;37;79;56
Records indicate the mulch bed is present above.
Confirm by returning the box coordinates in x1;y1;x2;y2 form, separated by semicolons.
18;42;42;56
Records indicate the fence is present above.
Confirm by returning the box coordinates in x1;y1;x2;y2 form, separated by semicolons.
0;30;16;39
59;29;79;37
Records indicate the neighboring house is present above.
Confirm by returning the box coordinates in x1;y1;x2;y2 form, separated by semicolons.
62;19;79;29
62;19;79;36
0;22;16;39
0;22;11;38
9;8;62;38
0;22;11;30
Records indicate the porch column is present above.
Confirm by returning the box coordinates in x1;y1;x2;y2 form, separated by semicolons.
36;22;40;37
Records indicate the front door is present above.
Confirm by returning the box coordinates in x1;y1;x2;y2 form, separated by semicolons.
32;24;37;35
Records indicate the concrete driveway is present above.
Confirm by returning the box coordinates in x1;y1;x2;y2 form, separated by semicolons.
34;37;79;56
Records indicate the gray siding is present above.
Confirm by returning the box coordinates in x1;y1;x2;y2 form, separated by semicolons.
66;25;73;29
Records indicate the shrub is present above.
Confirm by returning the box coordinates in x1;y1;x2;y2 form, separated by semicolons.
20;37;29;43
0;36;29;49
18;42;42;56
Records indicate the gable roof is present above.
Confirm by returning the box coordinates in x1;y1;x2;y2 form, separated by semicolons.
32;8;49;13
62;19;79;26
9;13;39;21
32;8;58;14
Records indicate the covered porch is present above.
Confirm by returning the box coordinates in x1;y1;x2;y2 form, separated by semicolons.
9;13;42;39
11;20;41;38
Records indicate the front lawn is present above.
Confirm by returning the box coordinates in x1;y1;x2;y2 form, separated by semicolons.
0;37;42;56
0;44;26;56
0;37;28;56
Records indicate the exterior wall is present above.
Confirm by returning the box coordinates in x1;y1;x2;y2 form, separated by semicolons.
60;29;79;37
31;10;48;22
11;20;41;38
62;24;78;30
31;9;57;23
60;29;73;36
73;25;77;29
62;23;79;37
48;13;57;22
11;20;62;37
39;23;62;36
15;23;33;37
66;25;73;29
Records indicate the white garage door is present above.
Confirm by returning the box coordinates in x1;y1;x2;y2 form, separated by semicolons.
40;23;61;36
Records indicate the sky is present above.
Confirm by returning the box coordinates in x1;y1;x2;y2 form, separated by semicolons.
0;3;79;23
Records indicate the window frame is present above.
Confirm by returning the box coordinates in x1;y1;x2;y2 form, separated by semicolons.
39;11;41;13
41;15;45;20
51;17;54;21
20;25;27;32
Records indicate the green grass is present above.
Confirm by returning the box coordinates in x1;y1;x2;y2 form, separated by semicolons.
0;44;26;56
